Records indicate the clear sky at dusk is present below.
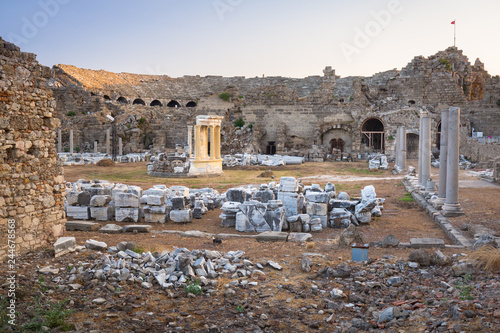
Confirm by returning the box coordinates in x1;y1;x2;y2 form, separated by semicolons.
1;0;499;78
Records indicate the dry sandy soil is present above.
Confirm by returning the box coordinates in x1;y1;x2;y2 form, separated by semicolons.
1;160;499;332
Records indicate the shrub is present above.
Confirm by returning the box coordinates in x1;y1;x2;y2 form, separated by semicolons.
439;58;452;71
138;117;146;124
218;92;231;102
248;123;253;129
66;111;76;117
184;279;203;295
234;118;245;128
96;158;114;167
470;245;500;271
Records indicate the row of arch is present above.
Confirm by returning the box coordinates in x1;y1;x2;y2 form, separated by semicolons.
103;95;196;108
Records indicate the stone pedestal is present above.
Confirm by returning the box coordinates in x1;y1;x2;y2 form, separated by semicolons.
442;107;464;216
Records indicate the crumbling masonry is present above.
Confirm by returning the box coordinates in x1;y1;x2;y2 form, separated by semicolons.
0;38;66;260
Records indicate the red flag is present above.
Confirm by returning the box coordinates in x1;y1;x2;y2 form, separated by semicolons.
451;20;455;24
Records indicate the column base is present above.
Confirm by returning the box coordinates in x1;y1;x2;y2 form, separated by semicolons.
441;203;464;217
431;197;446;209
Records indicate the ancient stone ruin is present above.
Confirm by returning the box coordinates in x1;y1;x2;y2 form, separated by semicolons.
0;38;66;260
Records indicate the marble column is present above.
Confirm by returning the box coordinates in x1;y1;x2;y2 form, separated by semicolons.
58;128;62;153
194;125;201;160
417;115;424;187
209;125;216;160
106;128;111;155
421;113;432;191
187;125;193;158
118;137;123;156
420;111;431;190
94;141;98;154
215;125;221;159
442;107;464;216
69;129;74;154
400;126;406;171
435;109;449;207
395;126;406;171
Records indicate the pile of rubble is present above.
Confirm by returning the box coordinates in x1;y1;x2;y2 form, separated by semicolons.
219;177;384;233
368;153;389;170
58;152;148;165
49;239;274;291
65;181;221;224
222;154;304;167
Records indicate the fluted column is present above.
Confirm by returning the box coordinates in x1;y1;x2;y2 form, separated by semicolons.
442;107;464;216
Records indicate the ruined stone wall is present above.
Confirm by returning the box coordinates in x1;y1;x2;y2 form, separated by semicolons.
0;37;66;261
50;47;499;162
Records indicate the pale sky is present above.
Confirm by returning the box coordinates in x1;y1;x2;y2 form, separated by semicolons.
1;0;499;78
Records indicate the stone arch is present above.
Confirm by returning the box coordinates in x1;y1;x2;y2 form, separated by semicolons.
321;128;352;153
117;96;128;104
186;101;197;107
150;99;163;107
133;98;145;105
167;100;181;108
103;95;111;101
408;100;416;105
361;117;385;152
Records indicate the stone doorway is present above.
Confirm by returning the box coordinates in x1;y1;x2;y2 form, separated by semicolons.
361;118;385;152
266;142;276;155
330;138;345;153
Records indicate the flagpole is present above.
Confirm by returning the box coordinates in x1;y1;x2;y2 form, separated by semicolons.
454;19;456;47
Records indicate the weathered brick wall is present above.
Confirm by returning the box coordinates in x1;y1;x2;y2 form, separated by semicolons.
0;37;66;261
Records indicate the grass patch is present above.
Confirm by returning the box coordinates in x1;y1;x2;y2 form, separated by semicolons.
470;245;500;271
399;193;414;202
133;245;145;254
1;297;74;332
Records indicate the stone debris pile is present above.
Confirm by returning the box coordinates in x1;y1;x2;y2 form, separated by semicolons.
45;242;274;291
368;153;389;170
65;180;221;224
220;177;384;233
222;154;304;167
58;152;148;165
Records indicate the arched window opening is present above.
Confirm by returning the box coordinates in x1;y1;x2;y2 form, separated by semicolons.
150;100;163;107
167;100;181;108
133;98;145;105
117;97;128;104
186;101;197;107
361;118;385;152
